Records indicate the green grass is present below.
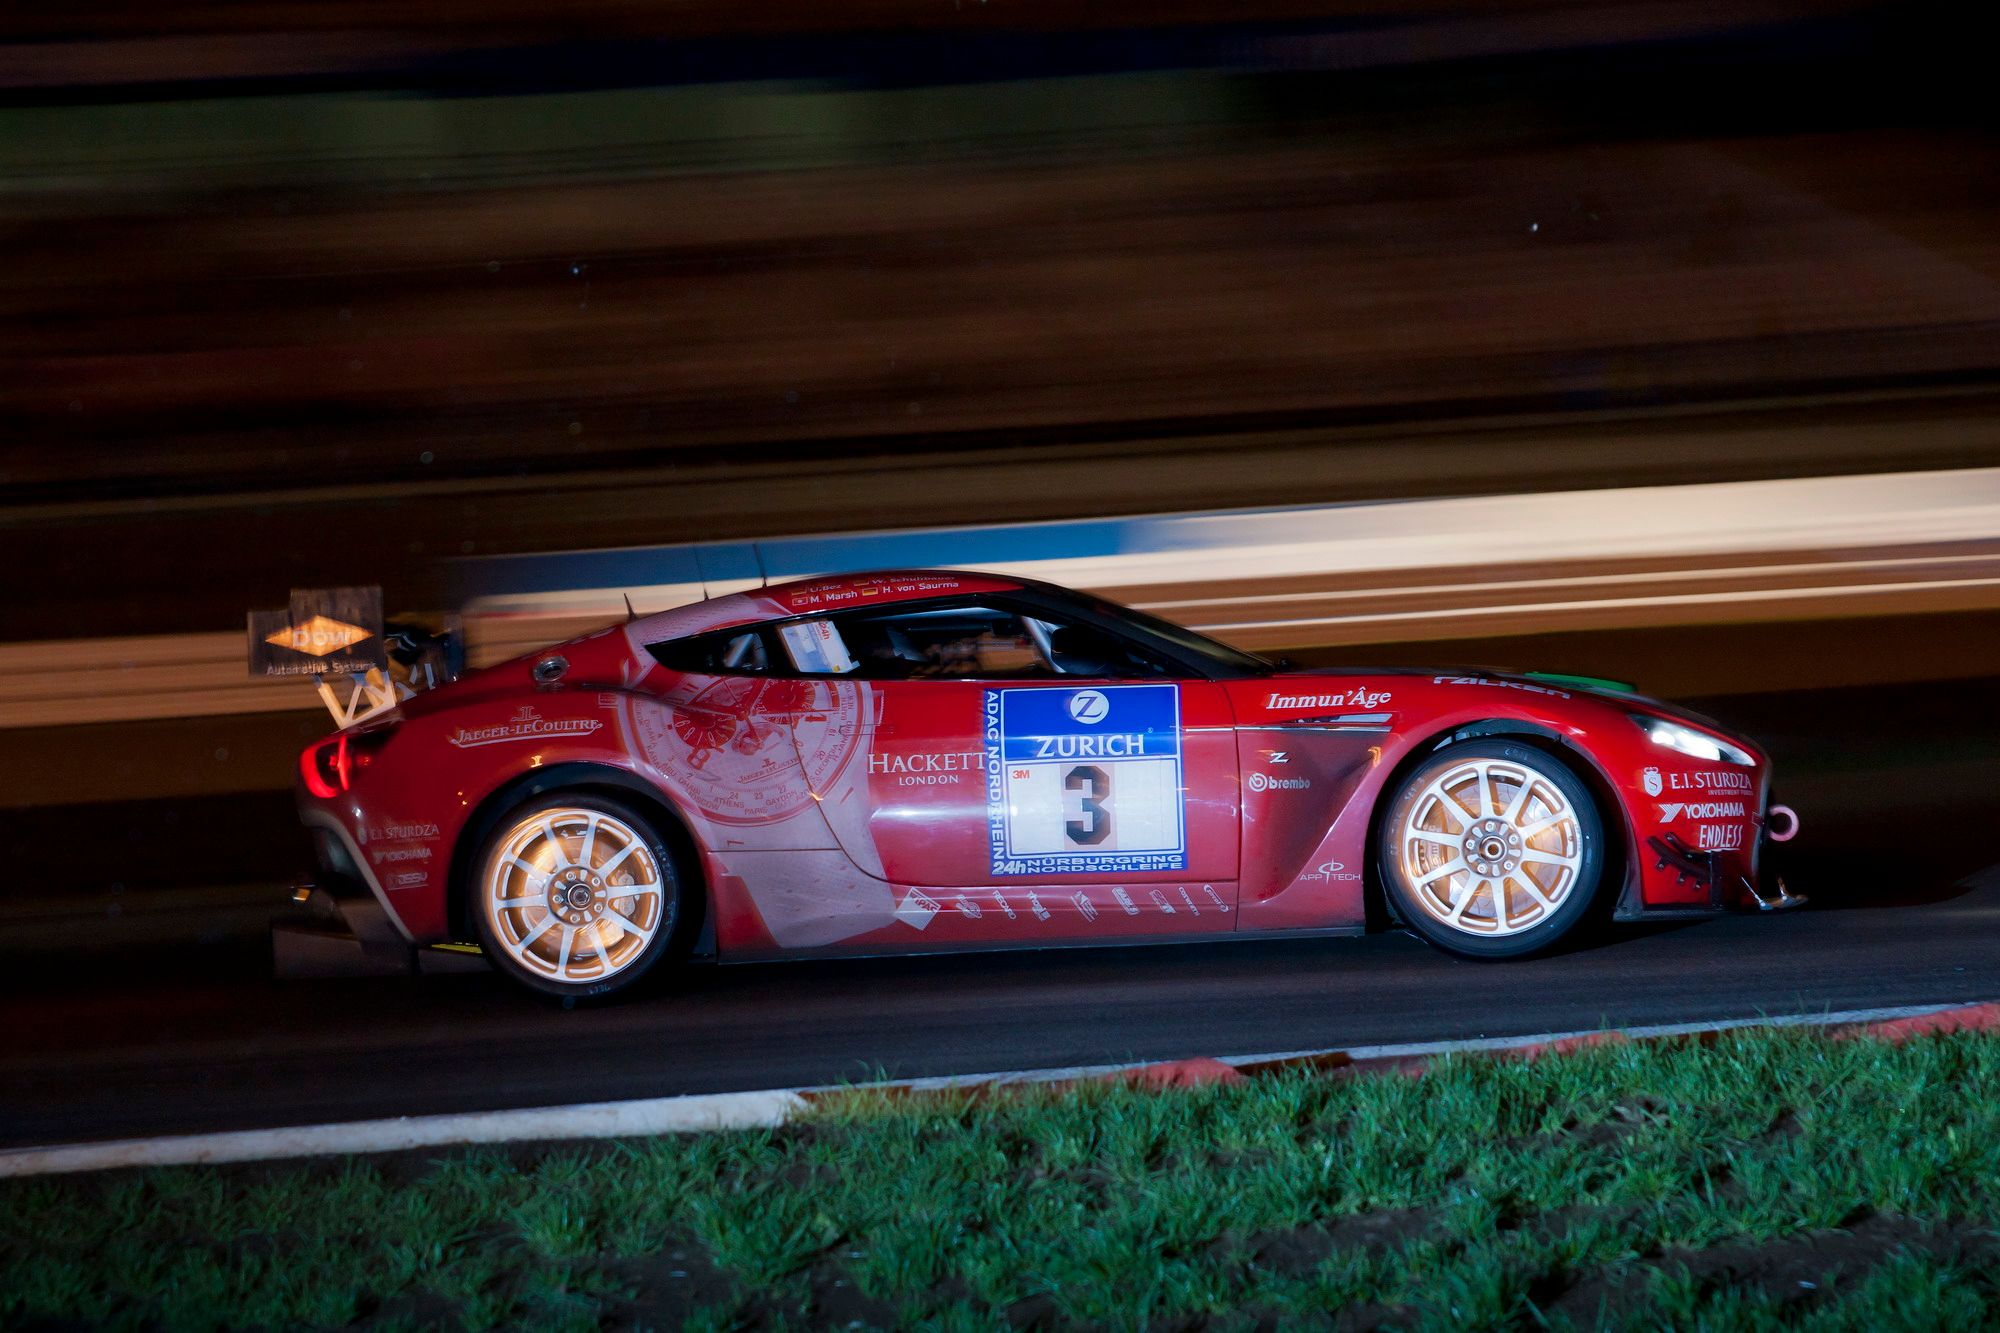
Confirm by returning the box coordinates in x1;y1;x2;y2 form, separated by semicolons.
6;1028;2000;1330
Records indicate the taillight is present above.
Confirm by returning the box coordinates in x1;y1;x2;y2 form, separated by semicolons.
300;729;389;799
301;736;348;798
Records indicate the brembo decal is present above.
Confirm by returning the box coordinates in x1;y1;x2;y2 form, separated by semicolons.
985;685;1187;876
448;705;603;748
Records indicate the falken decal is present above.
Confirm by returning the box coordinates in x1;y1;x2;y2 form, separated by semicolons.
984;684;1187;876
1433;675;1571;699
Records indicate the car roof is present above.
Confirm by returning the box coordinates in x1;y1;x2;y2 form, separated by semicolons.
627;569;1026;645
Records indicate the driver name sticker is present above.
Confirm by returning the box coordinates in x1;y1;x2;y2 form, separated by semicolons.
778;619;856;675
985;684;1186;876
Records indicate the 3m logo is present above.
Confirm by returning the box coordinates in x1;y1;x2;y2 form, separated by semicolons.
264;614;372;657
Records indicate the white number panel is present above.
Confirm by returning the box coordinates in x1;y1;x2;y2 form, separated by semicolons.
983;684;1187;876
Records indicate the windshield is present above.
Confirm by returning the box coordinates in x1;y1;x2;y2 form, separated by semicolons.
1028;585;1275;678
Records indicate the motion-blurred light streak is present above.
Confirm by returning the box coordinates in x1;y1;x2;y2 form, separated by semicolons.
6;466;1998;730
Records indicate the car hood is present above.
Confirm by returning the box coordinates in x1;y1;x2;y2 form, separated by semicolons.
1272;665;1759;750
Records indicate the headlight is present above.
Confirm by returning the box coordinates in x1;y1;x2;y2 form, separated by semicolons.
1629;714;1754;766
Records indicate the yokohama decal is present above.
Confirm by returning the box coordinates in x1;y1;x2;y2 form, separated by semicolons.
984;685;1186;876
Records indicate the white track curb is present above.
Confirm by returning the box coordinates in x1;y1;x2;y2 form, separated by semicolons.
0;1000;1979;1178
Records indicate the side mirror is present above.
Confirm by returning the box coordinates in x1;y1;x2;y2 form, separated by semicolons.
1047;624;1122;676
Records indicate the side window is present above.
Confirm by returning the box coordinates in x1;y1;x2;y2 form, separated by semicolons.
785;604;1054;680
646;627;770;675
1028;614;1175;679
651;602;1182;680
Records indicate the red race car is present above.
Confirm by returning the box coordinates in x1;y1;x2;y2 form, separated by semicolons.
295;570;1800;999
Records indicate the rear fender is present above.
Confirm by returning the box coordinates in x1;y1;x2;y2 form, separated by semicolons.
444;759;711;955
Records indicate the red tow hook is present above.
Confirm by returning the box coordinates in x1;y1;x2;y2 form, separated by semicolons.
1767;803;1801;843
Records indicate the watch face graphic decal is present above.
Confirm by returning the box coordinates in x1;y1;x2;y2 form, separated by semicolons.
634;676;866;826
984;684;1186;876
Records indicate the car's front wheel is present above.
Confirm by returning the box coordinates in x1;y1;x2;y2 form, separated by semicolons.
1376;739;1607;959
471;795;685;1000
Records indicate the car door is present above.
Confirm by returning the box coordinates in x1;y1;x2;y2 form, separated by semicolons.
636;621;904;953
774;598;1241;944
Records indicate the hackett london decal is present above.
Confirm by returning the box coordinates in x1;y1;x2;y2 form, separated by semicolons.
448;706;603;748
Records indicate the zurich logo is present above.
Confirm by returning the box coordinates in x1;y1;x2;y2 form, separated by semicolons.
1067;689;1110;724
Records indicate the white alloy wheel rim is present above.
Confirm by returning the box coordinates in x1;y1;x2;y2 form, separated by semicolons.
1396;756;1584;937
481;807;667;984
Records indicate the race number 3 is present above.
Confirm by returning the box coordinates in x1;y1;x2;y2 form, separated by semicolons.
985;684;1187;875
1065;764;1111;846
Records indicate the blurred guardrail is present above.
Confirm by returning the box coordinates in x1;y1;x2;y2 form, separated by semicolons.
6;465;2000;730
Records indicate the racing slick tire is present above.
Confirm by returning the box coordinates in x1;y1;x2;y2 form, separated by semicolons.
1376;739;1607;960
470;794;687;1001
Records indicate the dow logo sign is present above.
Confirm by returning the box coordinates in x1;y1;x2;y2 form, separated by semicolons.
1067;689;1110;724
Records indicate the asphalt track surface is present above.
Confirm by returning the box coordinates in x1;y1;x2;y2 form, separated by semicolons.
5;677;1998;1151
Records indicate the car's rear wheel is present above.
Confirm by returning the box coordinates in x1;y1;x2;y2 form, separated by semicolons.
1376;739;1607;959
471;795;684;1000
